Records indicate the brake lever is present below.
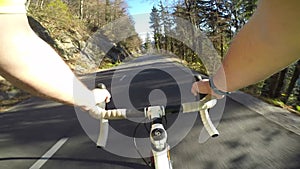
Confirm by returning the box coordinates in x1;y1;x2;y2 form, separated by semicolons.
96;83;109;148
194;75;219;143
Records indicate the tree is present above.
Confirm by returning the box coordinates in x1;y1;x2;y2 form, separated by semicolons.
149;6;162;50
152;0;298;110
229;0;257;33
195;0;231;58
262;68;288;98
79;0;84;20
105;0;111;23
26;0;31;10
143;33;152;52
283;60;300;103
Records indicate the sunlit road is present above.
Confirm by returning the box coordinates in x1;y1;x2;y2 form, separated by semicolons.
0;55;299;169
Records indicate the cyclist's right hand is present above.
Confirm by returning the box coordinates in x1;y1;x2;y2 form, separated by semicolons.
191;79;223;99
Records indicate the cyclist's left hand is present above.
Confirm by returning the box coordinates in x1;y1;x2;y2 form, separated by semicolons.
88;105;106;119
92;88;111;104
80;88;111;119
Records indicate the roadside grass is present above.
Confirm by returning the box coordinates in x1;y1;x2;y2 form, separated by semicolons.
0;80;31;112
0;95;31;112
100;62;122;69
258;97;300;115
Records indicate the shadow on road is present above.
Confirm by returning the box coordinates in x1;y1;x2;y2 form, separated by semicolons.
1;55;299;169
0;157;148;169
0;104;78;144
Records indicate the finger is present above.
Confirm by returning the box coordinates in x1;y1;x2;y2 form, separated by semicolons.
93;88;111;103
92;106;107;119
105;97;111;103
191;86;196;95
88;106;102;119
105;90;111;103
191;82;199;95
191;89;198;96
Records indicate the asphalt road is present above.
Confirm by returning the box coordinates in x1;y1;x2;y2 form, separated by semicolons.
0;55;299;169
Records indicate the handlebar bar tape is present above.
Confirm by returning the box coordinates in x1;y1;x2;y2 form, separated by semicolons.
97;118;109;148
199;109;219;137
99;109;146;119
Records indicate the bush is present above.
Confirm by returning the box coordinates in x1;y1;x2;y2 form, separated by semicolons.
44;0;73;26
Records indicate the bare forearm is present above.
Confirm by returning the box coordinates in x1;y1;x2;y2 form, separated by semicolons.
213;0;300;92
0;14;94;108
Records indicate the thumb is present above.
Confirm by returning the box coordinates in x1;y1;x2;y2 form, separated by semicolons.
92;88;111;103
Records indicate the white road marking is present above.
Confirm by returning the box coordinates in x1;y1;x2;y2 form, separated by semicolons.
119;75;126;81
29;137;69;169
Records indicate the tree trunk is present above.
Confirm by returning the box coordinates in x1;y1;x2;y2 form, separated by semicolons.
273;68;288;98
40;0;44;9
97;0;100;26
263;73;279;98
35;0;39;9
220;33;224;58
105;0;110;22
79;0;84;20
25;0;31;10
283;60;300;103
184;0;197;63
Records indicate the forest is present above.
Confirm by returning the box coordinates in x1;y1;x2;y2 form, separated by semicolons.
26;0;142;71
146;0;299;111
1;0;143;111
4;0;297;112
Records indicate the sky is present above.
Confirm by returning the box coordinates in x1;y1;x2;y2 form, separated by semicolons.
126;0;155;15
126;0;156;41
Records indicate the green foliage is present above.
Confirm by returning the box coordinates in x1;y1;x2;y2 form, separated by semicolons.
143;33;152;52
149;1;298;112
297;106;300;112
259;97;300;114
44;0;74;28
188;62;207;74
28;0;87;38
100;62;121;69
149;0;257;74
150;6;162;50
259;61;299;110
242;81;265;96
265;98;285;108
27;0;141;67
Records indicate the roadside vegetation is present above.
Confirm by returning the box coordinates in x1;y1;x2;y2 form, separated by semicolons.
1;0;142;112
1;0;298;113
145;0;299;113
0;80;31;112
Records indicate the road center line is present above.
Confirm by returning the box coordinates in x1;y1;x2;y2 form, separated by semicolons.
119;75;126;81
29;137;69;169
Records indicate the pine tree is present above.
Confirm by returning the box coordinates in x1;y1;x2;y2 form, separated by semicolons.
149;6;162;50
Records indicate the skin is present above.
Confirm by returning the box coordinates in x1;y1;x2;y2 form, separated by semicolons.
192;0;300;97
0;14;111;111
1;0;299;110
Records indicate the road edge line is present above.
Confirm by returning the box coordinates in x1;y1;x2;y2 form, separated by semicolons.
29;137;69;169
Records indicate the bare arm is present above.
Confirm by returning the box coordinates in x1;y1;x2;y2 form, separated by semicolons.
192;0;300;96
0;14;110;109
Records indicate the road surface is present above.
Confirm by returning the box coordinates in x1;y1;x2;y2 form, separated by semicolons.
0;55;299;169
